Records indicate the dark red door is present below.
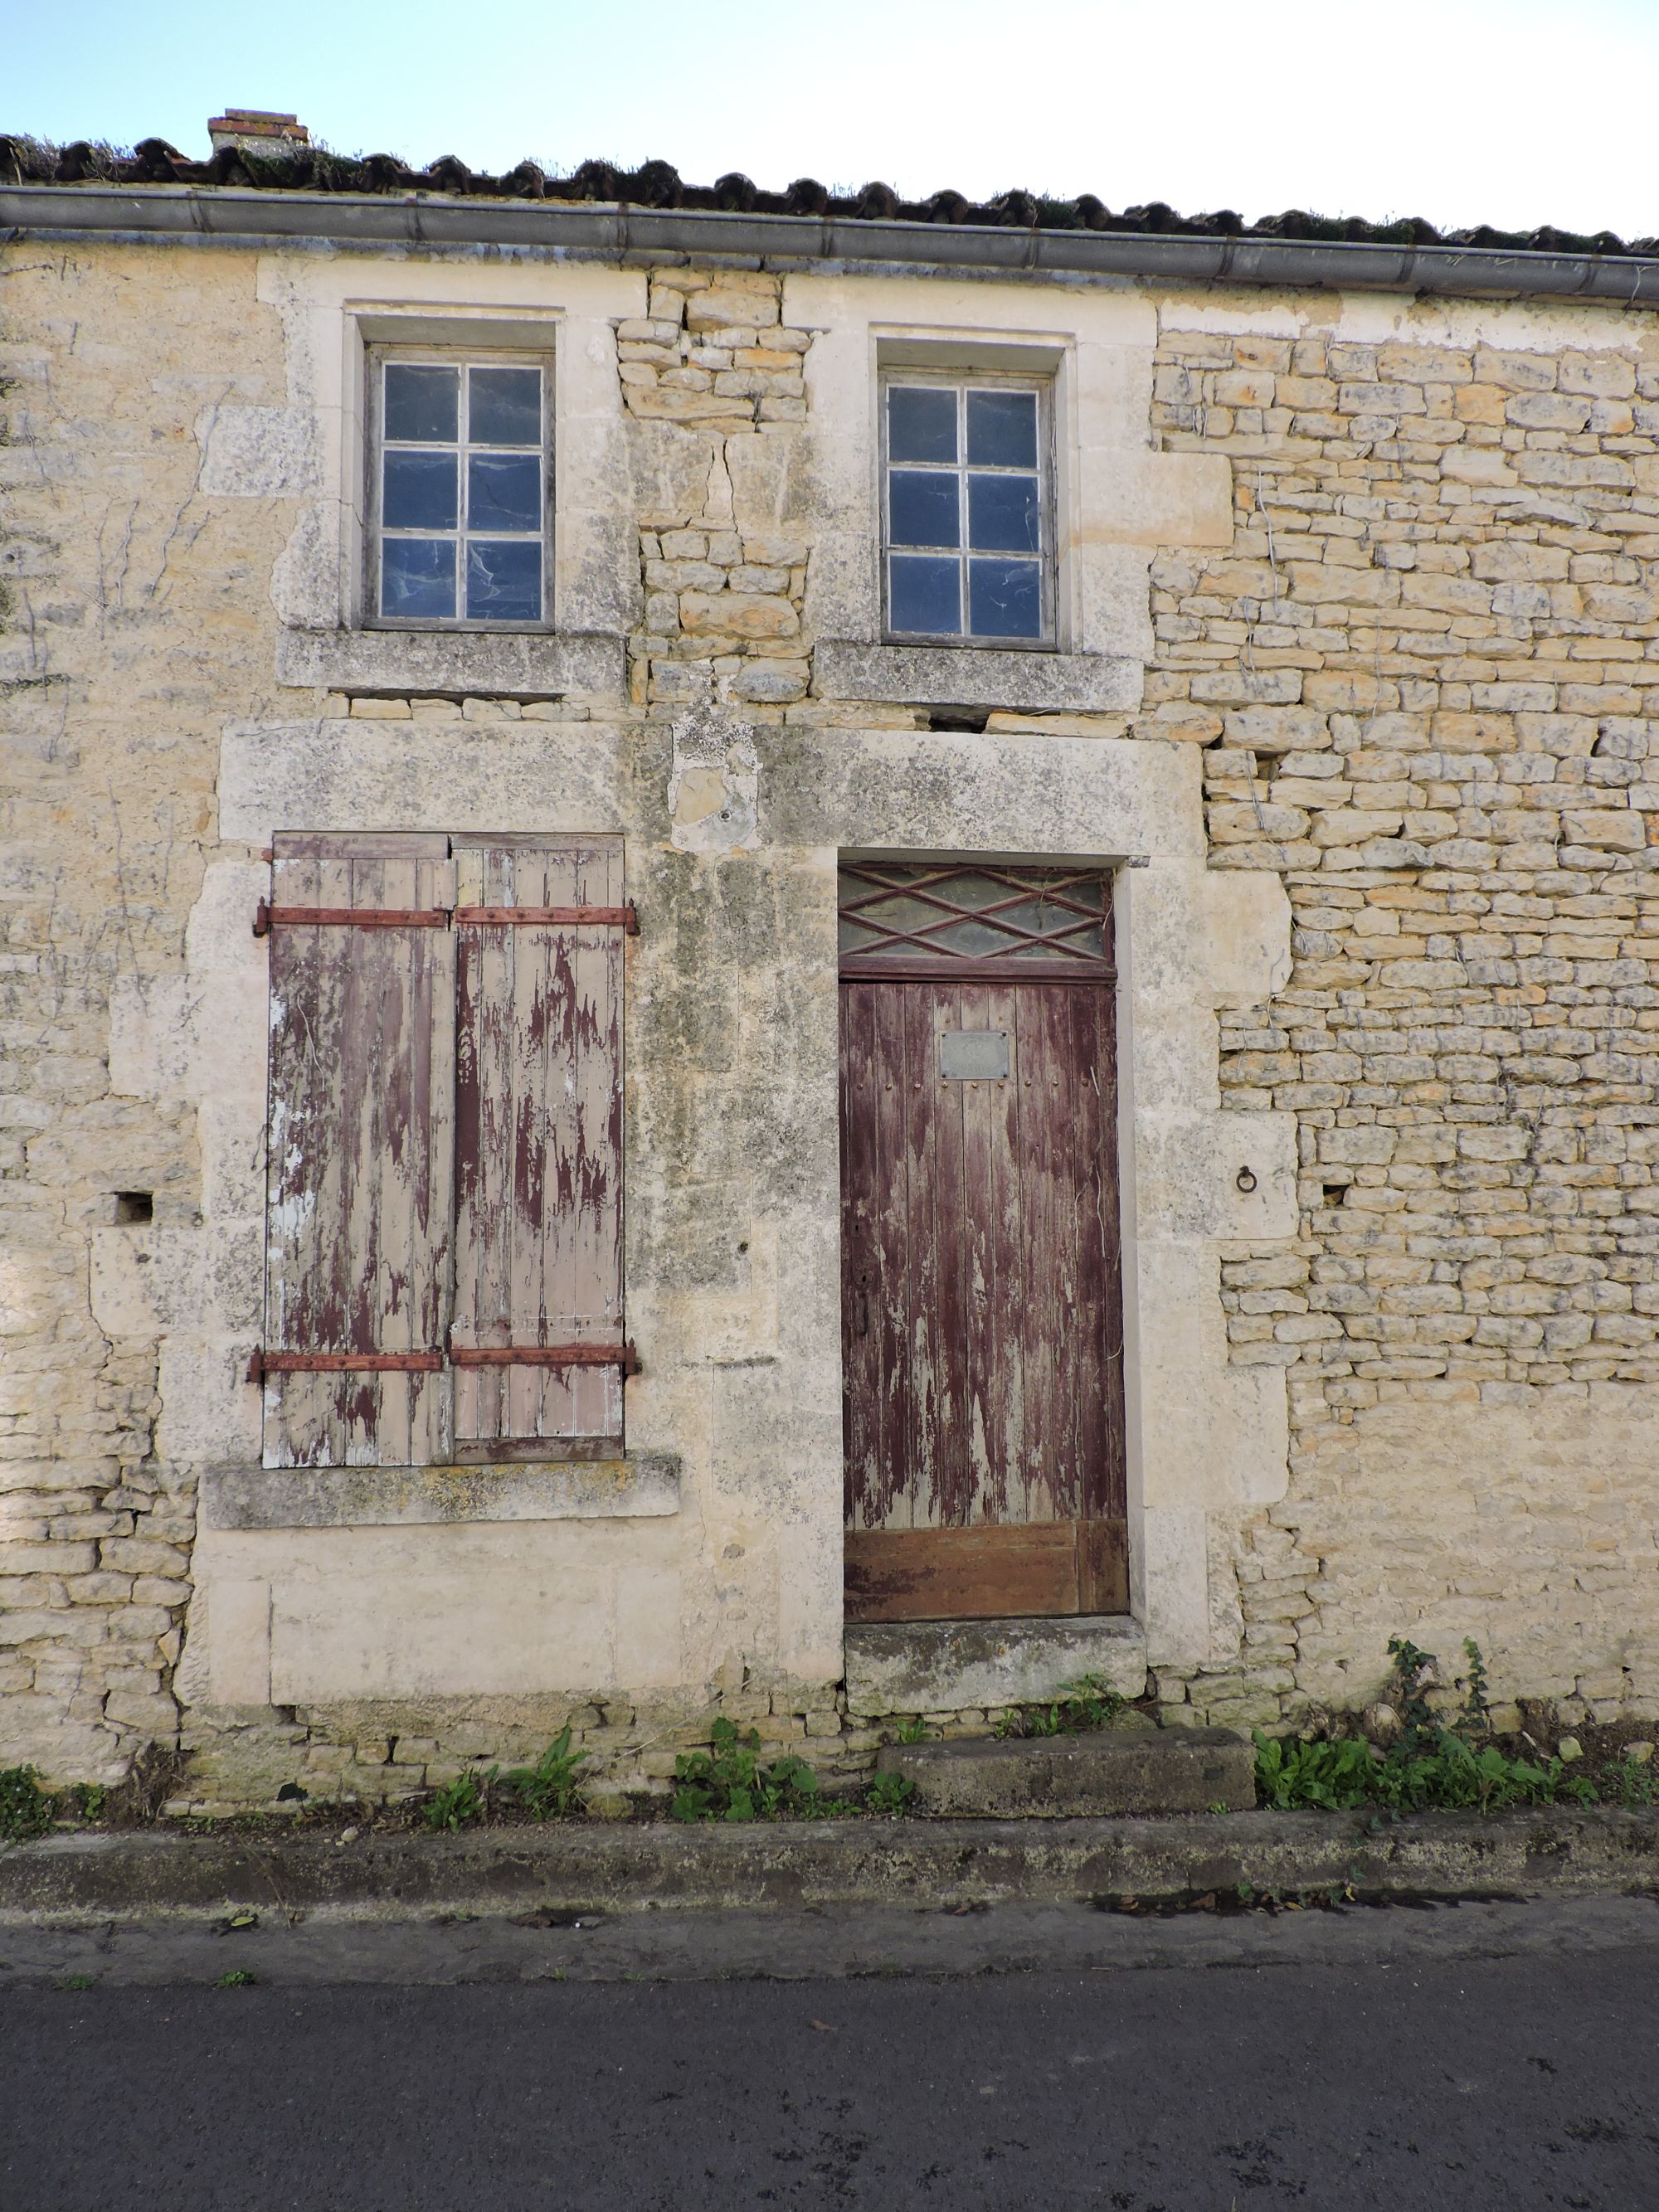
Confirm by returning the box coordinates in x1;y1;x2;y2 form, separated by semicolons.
839;863;1127;1623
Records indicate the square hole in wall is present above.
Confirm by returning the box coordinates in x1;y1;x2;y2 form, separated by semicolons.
114;1192;153;1224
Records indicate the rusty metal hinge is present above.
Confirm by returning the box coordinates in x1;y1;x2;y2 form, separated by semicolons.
251;1343;640;1382
253;901;451;937
449;1340;641;1376
246;1349;445;1383
451;902;639;933
255;900;638;937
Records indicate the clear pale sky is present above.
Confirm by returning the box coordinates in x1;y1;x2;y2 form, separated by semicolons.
8;0;1659;239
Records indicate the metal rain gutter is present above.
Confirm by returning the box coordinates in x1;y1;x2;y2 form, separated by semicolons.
6;184;1659;304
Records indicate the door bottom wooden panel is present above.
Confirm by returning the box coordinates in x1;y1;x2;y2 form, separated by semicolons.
844;1520;1129;1625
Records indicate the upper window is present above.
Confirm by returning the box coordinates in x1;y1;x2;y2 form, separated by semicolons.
368;349;552;629
881;375;1053;648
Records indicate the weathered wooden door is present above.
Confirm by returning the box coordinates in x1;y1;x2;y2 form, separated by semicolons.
839;863;1127;1622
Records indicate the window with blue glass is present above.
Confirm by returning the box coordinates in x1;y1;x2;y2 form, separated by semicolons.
883;377;1051;645
371;352;551;627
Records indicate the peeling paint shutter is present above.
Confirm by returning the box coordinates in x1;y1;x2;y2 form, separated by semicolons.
450;838;626;1454
261;833;457;1469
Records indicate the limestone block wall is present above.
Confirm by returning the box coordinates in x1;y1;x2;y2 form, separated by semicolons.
0;244;299;1780
1143;298;1659;1732
620;269;814;712
4;225;1659;1806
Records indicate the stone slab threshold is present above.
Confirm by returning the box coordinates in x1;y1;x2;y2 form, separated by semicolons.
876;1726;1254;1816
2;1808;1656;1924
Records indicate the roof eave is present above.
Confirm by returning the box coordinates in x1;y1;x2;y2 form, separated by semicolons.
6;183;1659;304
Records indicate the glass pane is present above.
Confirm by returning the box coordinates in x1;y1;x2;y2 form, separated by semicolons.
966;388;1038;469
889;554;961;636
466;539;542;621
469;365;542;447
969;557;1043;639
839;865;1105;964
384;363;458;444
382;450;458;531
380;537;455;620
468;453;542;532
968;473;1040;553
887;386;957;464
840;890;953;948
888;469;960;550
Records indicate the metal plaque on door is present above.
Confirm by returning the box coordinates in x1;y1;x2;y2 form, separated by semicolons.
939;1028;1010;1081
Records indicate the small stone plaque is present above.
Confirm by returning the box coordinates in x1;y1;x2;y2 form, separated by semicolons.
940;1028;1010;1082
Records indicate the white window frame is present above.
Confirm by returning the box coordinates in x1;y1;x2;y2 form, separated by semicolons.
365;343;556;634
879;370;1057;652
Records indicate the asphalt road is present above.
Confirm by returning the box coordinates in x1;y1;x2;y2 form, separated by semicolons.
3;1898;1657;2210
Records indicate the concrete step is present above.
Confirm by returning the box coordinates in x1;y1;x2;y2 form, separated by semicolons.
874;1724;1256;1818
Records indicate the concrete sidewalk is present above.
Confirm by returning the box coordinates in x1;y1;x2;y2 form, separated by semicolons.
3;1804;1657;1924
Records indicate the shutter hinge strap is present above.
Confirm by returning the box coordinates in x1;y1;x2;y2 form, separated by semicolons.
255;901;638;936
452;902;639;932
253;901;450;936
450;1340;640;1376
247;1349;445;1383
251;1344;640;1381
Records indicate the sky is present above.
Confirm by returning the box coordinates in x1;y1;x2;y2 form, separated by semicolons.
8;0;1659;240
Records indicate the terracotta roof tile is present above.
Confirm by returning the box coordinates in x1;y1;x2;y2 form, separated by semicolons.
2;134;1652;259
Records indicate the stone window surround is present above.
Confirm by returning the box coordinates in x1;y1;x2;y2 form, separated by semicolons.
259;255;646;700
251;259;1232;712
783;272;1233;715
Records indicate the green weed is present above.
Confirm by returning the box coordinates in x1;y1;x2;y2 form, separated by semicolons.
995;1674;1126;1740
1611;1756;1659;1809
1255;1733;1376;1811
1256;1636;1603;1815
866;1772;916;1817
501;1728;587;1820
422;1768;495;1830
0;1766;52;1843
896;1715;932;1745
214;1969;258;1989
669;1718;828;1824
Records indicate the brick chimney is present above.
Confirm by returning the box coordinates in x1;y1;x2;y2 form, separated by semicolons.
207;109;310;157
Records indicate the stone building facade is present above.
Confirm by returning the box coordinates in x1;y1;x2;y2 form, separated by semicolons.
2;147;1656;1808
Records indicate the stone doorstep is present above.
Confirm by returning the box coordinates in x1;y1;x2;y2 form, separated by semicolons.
844;1614;1147;1714
3;1809;1658;1923
875;1726;1255;1818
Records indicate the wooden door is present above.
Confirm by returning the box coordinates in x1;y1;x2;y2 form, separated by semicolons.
839;863;1127;1623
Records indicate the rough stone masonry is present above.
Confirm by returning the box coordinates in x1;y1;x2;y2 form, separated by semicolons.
1152;324;1659;1735
1;159;1657;1811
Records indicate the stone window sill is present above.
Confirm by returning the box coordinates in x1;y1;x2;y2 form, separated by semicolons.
275;626;625;701
815;640;1141;716
202;1454;680;1531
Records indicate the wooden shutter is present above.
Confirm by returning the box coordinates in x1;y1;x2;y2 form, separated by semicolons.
260;833;456;1468
450;837;626;1457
